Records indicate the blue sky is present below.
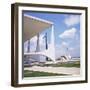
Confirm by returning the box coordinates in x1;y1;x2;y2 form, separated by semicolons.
24;11;80;58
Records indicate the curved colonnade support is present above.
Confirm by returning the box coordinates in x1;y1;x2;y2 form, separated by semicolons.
24;25;56;63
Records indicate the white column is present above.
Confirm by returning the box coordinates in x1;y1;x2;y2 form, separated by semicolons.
36;34;40;52
35;34;40;61
51;25;55;47
50;25;56;62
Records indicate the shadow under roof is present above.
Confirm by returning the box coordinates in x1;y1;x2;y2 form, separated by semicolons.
24;14;53;42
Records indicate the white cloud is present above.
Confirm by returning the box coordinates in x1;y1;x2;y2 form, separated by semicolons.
69;46;80;57
59;27;77;39
69;47;74;51
61;42;68;47
64;15;80;27
55;45;66;59
55;44;80;58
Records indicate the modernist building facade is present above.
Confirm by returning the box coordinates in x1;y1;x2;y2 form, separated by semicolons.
24;14;56;63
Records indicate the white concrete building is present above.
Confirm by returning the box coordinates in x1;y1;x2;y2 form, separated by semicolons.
24;14;56;63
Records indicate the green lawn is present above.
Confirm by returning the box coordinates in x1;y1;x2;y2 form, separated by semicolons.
24;70;67;77
44;61;80;68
